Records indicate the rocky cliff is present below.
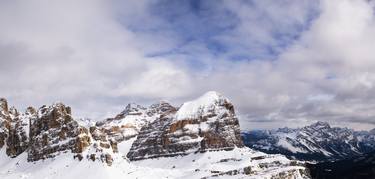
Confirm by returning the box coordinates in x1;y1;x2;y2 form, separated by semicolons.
0;98;30;157
0;93;310;179
127;91;244;160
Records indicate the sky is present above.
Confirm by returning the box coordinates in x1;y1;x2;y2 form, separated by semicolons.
1;0;375;130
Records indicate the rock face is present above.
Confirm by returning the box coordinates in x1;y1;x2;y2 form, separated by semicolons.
242;121;375;161
6;107;30;157
0;98;10;149
0;98;30;157
0;98;179;165
28;103;88;161
0;94;312;179
127;91;243;160
96;101;176;143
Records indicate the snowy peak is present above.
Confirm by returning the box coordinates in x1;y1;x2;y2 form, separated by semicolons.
242;121;375;161
120;103;146;116
0;96;311;179
147;100;176;116
306;121;331;130
176;91;233;120
96;101;176;143
127;91;243;161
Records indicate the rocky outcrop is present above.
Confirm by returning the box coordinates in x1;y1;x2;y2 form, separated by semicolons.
127;91;243;160
28;103;89;161
0;98;176;165
83;126;117;166
6;107;30;157
96;101;176;143
0;98;30;157
0;98;10;149
24;103;115;165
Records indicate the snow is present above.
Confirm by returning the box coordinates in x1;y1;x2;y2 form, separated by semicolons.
175;91;227;120
0;147;307;179
277;139;301;153
0;93;308;179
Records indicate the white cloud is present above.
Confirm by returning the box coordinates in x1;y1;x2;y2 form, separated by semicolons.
1;0;375;131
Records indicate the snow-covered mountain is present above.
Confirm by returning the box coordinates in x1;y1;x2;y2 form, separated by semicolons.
0;92;310;179
242;122;375;161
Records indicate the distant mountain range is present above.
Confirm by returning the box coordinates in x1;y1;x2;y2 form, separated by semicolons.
242;121;375;162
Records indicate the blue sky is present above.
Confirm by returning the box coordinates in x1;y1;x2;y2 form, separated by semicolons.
138;0;320;62
1;0;375;130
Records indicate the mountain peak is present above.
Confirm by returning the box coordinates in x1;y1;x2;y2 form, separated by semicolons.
127;91;243;161
308;121;331;129
121;103;146;115
0;98;8;112
175;91;230;120
198;91;226;102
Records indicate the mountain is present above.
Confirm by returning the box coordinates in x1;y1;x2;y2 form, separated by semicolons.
127;91;243;160
0;92;310;179
242;121;375;161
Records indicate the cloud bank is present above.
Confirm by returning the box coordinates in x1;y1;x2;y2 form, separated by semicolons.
1;0;375;130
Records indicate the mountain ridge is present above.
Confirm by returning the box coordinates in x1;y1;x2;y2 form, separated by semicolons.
0;92;310;179
242;121;375;162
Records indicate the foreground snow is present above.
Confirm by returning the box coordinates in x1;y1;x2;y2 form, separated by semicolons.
0;146;308;179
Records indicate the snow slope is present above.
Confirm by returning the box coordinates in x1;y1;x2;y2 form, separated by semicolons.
0;147;308;179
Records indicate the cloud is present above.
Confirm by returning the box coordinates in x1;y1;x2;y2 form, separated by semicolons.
1;0;375;131
0;0;190;119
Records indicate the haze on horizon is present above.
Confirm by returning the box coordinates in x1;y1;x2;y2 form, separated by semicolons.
1;0;375;131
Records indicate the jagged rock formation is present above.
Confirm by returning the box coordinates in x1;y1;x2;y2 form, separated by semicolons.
0;98;30;157
0;93;311;179
242;121;375;161
96;101;175;143
0;98;10;149
6;107;30;157
28;103;89;161
127;91;243;160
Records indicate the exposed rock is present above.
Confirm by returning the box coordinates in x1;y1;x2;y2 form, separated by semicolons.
96;101;176;144
127;91;243;160
0;98;30;157
0;94;312;178
0;98;10;149
28;103;88;161
6;107;30;157
73;127;91;153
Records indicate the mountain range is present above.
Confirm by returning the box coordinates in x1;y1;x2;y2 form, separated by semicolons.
0;91;309;179
242;122;375;162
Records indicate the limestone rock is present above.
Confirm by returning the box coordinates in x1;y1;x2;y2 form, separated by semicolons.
127;91;243;160
6;107;30;157
0;98;30;157
28;103;87;161
0;98;10;149
96;101;176;143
